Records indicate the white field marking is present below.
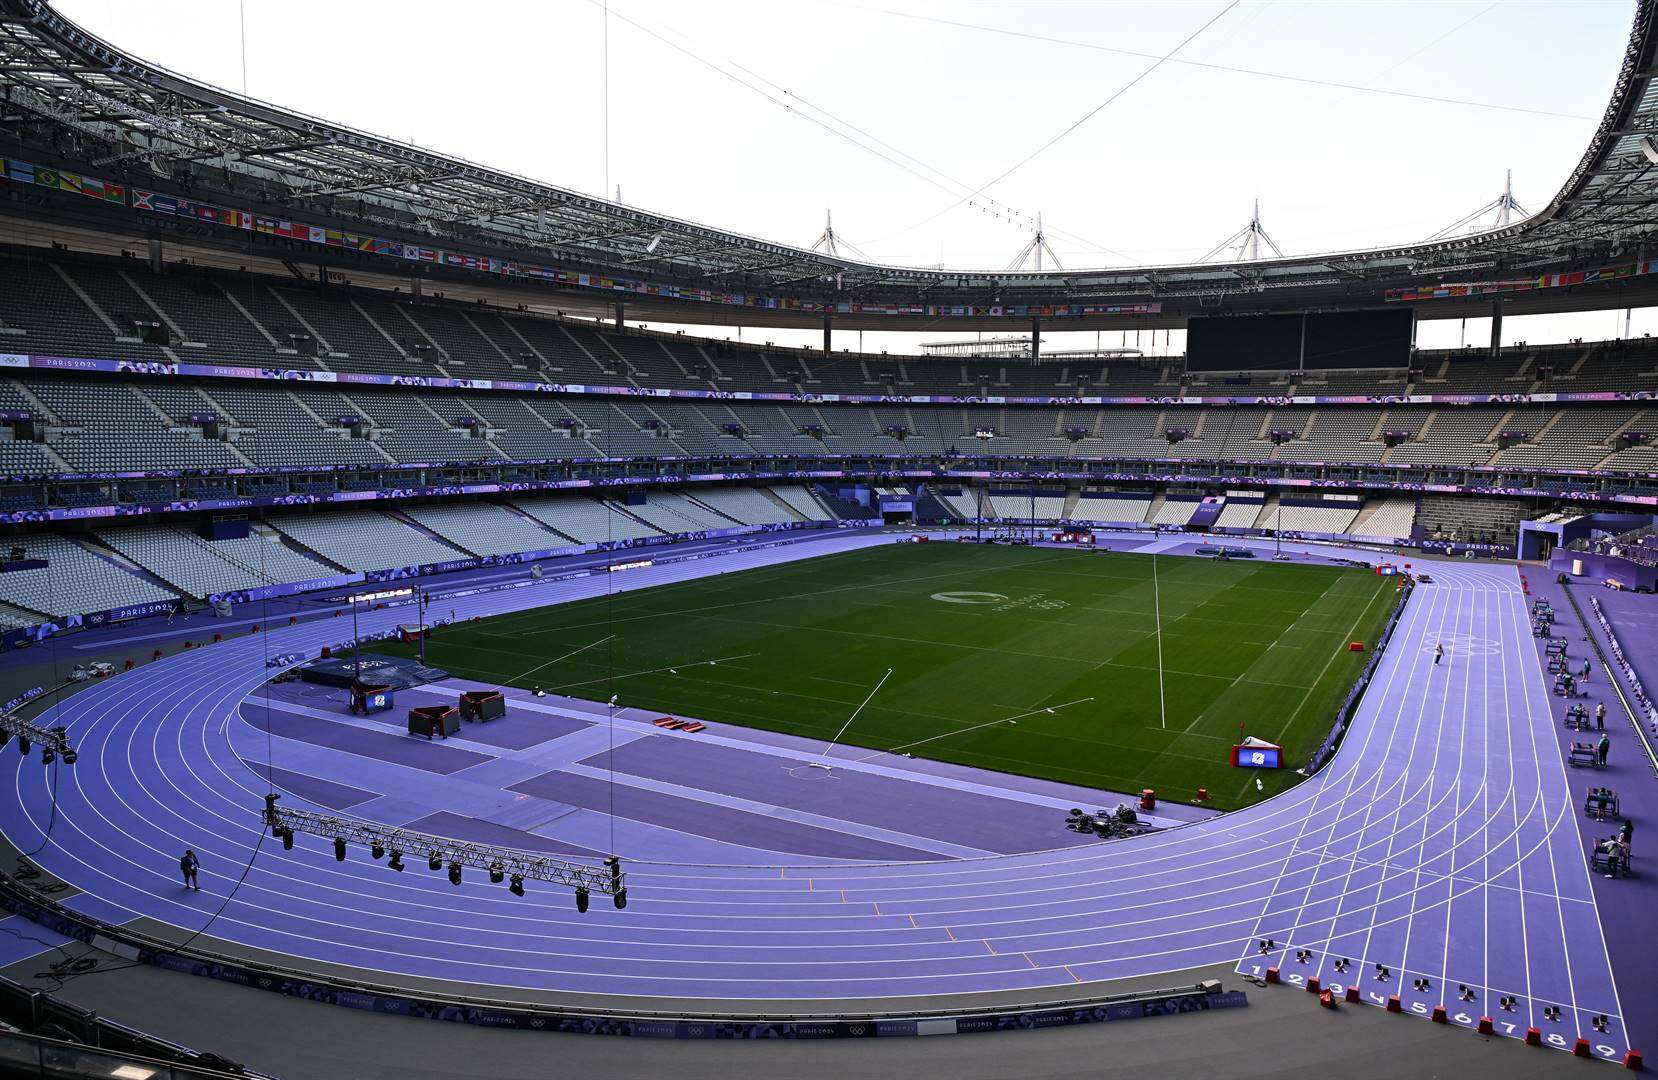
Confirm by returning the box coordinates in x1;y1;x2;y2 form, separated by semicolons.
845;698;1096;764
1268;579;1398;745
1151;553;1166;730
506;635;613;687
696;608;1314;689
817;668;894;765
519;551;1083;636
807;674;868;688
1177;580;1357;736
545;653;756;693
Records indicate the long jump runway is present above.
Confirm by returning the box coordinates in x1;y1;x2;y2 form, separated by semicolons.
0;534;1633;1059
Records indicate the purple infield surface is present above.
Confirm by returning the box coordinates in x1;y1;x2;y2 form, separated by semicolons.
0;528;1643;1060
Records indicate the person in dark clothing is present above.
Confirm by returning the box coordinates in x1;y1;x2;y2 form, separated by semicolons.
1434;642;1444;666
180;850;200;890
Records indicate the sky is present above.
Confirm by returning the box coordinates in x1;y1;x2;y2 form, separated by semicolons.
53;0;1657;355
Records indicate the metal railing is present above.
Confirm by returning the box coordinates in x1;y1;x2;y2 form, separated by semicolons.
0;1030;268;1080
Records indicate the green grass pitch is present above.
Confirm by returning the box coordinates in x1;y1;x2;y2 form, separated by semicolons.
381;543;1399;809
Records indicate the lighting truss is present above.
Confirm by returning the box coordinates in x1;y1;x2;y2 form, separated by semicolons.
0;711;74;764
262;795;622;897
2;0;1655;319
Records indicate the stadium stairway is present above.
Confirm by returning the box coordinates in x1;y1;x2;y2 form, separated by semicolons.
389;509;481;557
600;499;663;535
681;492;744;526
73;537;187;603
1141;492;1166;524
758;487;809;521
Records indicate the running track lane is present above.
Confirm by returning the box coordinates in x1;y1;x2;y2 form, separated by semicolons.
0;537;1632;1059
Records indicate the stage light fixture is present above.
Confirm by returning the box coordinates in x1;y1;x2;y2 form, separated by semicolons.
60;746;75;765
371;843;385;860
0;731;8;749
280;828;294;851
334;838;347;861
614;888;627;910
448;860;462;886
40;745;54;765
575;886;589;913
388;850;405;872
489;862;504;884
17;736;29;756
509;874;524;897
429;852;442;871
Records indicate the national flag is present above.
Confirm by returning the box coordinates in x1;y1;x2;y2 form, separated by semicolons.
307;226;326;244
132;190;156;211
4;160;33;184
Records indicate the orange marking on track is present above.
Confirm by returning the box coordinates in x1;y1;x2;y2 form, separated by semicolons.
872;900;881;915
808;879;814;892
1063;965;1082;984
1024;953;1038;969
908;914;918;929
840;889;846;903
945;925;957;942
983;939;997;955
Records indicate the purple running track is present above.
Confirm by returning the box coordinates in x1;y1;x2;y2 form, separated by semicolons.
0;530;1636;1060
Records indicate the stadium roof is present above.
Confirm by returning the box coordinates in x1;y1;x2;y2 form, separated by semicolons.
2;0;1658;329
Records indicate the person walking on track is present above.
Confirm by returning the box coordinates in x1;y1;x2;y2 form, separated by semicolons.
179;849;200;890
